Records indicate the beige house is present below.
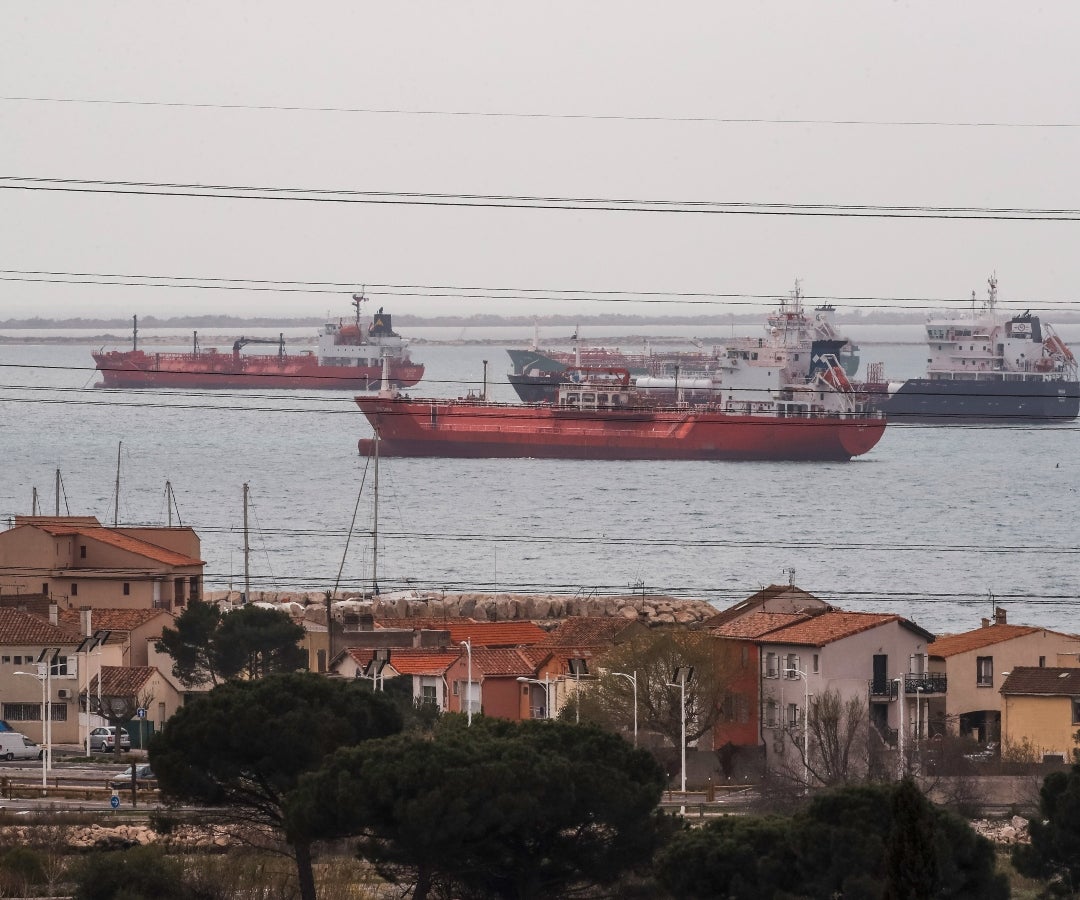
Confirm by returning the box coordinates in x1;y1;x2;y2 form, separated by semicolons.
1000;667;1080;762
0;516;204;613
757;610;938;774
85;665;185;750
57;607;176;668
928;610;1080;743
0;607;123;746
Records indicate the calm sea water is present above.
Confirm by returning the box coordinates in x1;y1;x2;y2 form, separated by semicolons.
1;324;1077;637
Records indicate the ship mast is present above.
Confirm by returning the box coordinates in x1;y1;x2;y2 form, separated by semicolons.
112;441;121;526
352;289;367;332
372;415;380;597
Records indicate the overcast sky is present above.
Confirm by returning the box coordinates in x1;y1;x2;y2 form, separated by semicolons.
4;2;1080;321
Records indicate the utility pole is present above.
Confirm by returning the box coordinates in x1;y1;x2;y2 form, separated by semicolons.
242;483;250;604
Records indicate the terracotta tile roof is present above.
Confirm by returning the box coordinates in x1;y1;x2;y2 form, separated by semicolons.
445;622;549;648
87;666;157;697
0;608;83;646
542;617;633;647
707;611;811;639
929;624;1042;658
759;610;933;647
1001;666;1080;697
703;584;829;627
57;608;174;635
470;647;541;677
385;650;461;676
32;521;202;567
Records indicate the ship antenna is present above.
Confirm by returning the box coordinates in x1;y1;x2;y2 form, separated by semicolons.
986;272;998;312
352;288;367;330
783;566;796;587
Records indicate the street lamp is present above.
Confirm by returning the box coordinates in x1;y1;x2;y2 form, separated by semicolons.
516;675;553;719
611;670;638;746
667;666;694;803
76;630;110;756
13;667;47;790
785;667;811;791
568;658;589;724
894;676;904;779
460;639;472;726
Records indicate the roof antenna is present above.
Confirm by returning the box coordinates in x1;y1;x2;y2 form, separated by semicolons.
783;567;796;587
988;588;995;622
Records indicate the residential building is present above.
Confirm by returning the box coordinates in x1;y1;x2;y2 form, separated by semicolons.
1000;667;1080;762
57;607;175;668
756;610;937;775
928;609;1080;743
0;516;204;612
0;607;123;745
84;665;184;749
445;647;558;720
703;583;832;629
330;646;461;709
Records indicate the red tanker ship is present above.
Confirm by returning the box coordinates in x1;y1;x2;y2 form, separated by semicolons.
357;364;885;462
93;295;424;390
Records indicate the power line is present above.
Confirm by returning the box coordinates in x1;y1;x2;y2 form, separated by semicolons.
4;268;1080;311
4;95;1080;129
7;175;1080;221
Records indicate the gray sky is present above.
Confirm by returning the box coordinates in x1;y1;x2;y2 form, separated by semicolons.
4;2;1080;321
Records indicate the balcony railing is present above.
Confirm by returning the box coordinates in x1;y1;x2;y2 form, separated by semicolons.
868;679;898;699
905;674;947;694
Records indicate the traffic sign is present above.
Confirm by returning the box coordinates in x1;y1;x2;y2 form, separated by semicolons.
136;707;147;719
110;794;120;809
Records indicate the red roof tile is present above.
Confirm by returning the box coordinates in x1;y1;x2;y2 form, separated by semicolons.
929;624;1043;658
87;666;157;697
470;647;542;677
445;622;549;648
703;584;830;627
57;608;174;635
0;608;83;646
759;611;931;647
1001;666;1080;697
707;611;811;639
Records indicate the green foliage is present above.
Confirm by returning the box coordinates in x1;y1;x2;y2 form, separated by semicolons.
654;816;799;899
149;672;403;900
656;780;1009;900
154;600;223;687
155;602;306;686
1013;763;1080;894
0;845;46;893
66;846;207;900
211;605;307;680
290;716;669;900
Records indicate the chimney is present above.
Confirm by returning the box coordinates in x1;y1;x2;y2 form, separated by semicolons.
80;606;93;638
994;607;1007;626
980;617;990;628
49;603;58;626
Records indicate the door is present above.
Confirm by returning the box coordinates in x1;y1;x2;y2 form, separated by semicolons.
872;654;888;694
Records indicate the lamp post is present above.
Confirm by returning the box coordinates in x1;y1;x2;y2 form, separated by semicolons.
76;630;110;757
894;676;904;779
516;675;552;719
612;670;638;746
785;667;811;791
667;666;694;806
13;668;47;790
460;639;472;726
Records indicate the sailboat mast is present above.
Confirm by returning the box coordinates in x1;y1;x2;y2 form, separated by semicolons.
166;480;173;527
372;423;380;596
55;468;60;516
31;487;38;516
243;482;250;604
113;442;121;526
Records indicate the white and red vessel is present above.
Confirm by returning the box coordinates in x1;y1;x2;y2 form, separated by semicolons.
357;360;885;462
93;295;424;390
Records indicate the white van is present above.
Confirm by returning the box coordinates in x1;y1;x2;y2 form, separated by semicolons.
0;733;43;761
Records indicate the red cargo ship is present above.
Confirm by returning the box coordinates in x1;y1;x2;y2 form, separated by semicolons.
357;365;885;462
93;295;424;390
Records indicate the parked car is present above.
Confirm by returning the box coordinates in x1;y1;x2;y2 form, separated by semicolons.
108;764;157;791
0;733;42;761
89;726;131;753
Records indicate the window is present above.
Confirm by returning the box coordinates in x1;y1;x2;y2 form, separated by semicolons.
421;684;437;706
49;703;67;722
788;703;799;727
1073;699;1080;726
452;680;460;696
41;583;47;595
79;545;86;559
765;652;779;679
910;653;926;675
764;700;778;728
3;703;40;722
123;582;130;596
13;656;21;665
785;654;800;678
71;583;78;596
1039;656;1046;668
812;654;819;674
50;656;68;677
976;656;993;687
0;657;7;664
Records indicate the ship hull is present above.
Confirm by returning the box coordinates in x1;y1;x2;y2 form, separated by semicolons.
93;350;424;390
880;377;1080;423
356;397;885;461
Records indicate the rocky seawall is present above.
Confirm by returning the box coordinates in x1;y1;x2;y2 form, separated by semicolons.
204;590;720;627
